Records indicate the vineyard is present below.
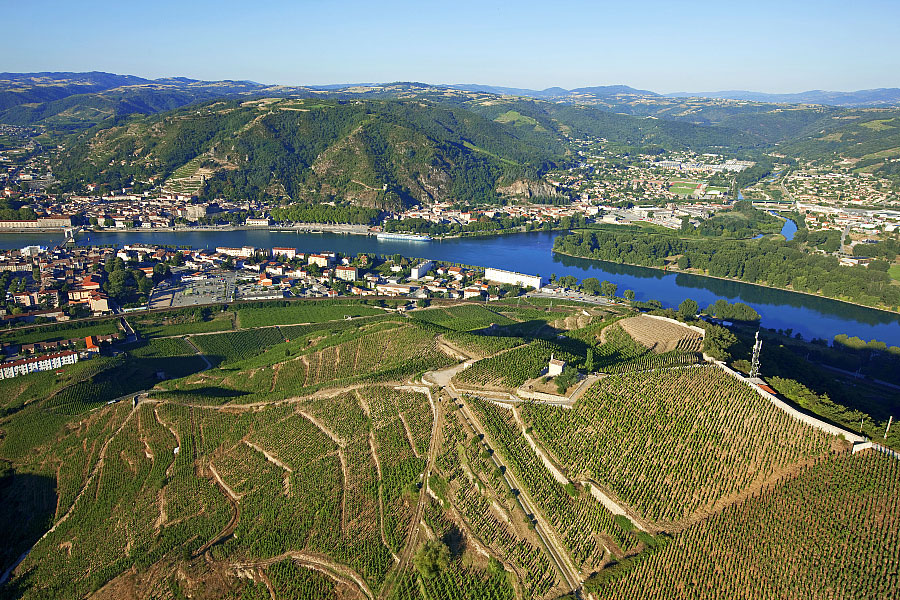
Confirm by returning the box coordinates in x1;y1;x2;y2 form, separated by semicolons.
466;395;637;569
454;340;579;390
592;451;900;599
190;327;285;365
617;315;704;354
410;304;515;332
522;366;838;523
236;301;385;328
2;298;899;599
591;322;700;374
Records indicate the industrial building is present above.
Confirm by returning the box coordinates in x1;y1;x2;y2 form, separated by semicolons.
484;267;545;290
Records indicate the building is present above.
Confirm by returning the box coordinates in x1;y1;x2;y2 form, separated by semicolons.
484;267;545;290
272;247;297;260
375;283;415;297
548;356;566;377
335;265;359;281
0;350;79;379
216;246;261;258
411;260;434;279
308;254;334;268
246;217;272;227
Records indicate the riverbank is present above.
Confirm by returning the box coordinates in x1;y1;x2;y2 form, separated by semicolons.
552;249;900;318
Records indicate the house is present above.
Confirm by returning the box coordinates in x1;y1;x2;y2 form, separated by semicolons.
246;217;272;227
463;287;484;299
335;265;358;281
548;356;566;377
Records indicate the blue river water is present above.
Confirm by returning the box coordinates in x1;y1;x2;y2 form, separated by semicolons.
1;229;898;345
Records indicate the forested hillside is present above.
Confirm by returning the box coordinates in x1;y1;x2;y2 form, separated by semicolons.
52;97;566;207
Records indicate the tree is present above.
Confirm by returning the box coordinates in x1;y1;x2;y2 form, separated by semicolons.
413;540;450;579
582;277;601;296
152;262;171;284
678;298;699;320
703;324;738;361
585;348;594;372
600;280;618;298
623;289;635;302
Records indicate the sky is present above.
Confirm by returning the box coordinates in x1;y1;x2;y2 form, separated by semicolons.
3;0;899;93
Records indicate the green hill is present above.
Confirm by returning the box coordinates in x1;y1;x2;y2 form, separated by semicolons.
53;97;568;207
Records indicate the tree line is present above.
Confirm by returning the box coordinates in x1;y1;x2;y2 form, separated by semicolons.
554;229;900;310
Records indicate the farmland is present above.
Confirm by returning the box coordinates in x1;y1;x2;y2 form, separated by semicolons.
0;299;897;599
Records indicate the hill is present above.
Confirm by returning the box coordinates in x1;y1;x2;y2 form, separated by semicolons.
52;97;568;207
1;300;895;599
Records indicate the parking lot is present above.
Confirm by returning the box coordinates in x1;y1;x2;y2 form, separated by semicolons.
149;272;236;308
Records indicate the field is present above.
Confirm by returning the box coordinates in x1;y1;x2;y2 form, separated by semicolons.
133;309;235;338
1;299;897;599
616;315;703;353
890;263;900;281
668;179;702;195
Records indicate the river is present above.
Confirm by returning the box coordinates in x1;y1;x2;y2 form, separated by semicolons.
2;229;898;345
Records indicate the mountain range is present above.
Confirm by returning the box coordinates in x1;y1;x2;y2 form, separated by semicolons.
4;71;900;204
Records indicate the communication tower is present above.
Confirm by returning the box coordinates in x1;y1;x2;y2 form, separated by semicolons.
749;330;763;379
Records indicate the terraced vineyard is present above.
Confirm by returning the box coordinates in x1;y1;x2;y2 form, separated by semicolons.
1;299;897;599
592;451;900;599
454;340;578;389
523;366;838;522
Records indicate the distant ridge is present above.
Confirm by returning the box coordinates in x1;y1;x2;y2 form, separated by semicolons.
666;88;900;106
445;83;655;98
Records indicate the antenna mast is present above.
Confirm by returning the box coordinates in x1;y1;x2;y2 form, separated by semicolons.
750;330;763;379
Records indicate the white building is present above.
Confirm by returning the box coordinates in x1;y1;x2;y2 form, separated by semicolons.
245;217;272;227
548;357;566;377
0;350;79;379
271;247;297;260
411;260;434;279
484;267;545;290
334;265;358;281
216;246;264;258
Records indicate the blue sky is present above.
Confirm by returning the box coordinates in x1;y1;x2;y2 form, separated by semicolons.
4;0;899;93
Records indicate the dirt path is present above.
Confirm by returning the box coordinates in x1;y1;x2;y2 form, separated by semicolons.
194;461;240;557
369;431;400;563
298;410;346;447
244;440;294;473
581;479;655;534
436;334;473;361
338;450;348;532
397;413;420;459
232;551;374;600
184;337;213;371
